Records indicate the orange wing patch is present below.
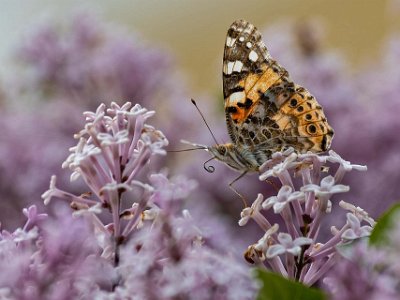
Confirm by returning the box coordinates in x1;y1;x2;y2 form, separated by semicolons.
271;85;333;151
224;64;283;124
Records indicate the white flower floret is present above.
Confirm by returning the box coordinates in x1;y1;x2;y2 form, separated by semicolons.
262;186;304;213
301;175;349;197
341;213;372;241
238;193;264;226
266;233;313;258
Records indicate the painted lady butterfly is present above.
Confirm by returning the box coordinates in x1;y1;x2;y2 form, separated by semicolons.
207;19;334;175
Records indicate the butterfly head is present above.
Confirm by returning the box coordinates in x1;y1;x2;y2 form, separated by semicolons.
208;143;229;159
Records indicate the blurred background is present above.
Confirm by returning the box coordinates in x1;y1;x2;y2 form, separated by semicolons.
2;1;400;93
1;0;400;252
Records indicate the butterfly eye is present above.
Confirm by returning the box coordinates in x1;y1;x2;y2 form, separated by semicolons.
219;147;227;155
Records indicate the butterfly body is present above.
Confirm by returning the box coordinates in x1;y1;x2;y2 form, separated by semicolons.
208;143;272;172
210;19;334;172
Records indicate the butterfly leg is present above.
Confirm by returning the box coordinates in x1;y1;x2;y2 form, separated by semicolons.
264;178;280;193
229;171;248;207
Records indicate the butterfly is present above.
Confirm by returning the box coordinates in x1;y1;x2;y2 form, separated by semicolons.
206;19;334;177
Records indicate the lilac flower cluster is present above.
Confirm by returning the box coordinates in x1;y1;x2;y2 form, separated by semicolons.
239;148;374;285
0;13;193;227
325;219;400;300
37;102;257;299
42;102;168;249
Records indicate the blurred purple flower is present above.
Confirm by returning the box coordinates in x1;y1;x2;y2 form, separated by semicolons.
324;241;399;300
0;103;80;229
15;13;171;108
0;205;110;300
12;12;197;150
106;211;258;300
148;173;198;213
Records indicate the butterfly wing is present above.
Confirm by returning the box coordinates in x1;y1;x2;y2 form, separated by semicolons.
222;19;334;154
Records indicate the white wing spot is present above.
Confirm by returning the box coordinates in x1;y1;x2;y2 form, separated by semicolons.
246;42;252;48
225;61;234;74
232;60;244;73
239;36;245;42
249;50;259;62
224;60;244;75
226;36;235;47
228;91;245;106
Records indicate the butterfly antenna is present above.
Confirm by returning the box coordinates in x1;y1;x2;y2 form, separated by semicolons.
167;147;206;153
191;99;220;145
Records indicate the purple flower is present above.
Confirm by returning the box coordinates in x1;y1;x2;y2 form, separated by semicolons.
239;148;374;285
259;152;299;181
339;200;376;226
327;150;368;182
263;185;304;213
301;176;350;199
0;205;110;300
38;102;258;298
22;205;48;230
15;13;173;109
43;102;168;243
148;173;198;212
267;233;313;258
239;193;271;231
324;242;399;300
4;13;400;298
0;12;192;229
254;224;280;254
113;212;258;300
341;213;373;241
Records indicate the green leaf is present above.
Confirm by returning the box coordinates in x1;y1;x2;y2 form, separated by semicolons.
254;269;326;300
369;203;400;246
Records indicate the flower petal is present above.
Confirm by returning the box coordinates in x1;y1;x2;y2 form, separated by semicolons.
266;245;286;258
277;232;293;246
